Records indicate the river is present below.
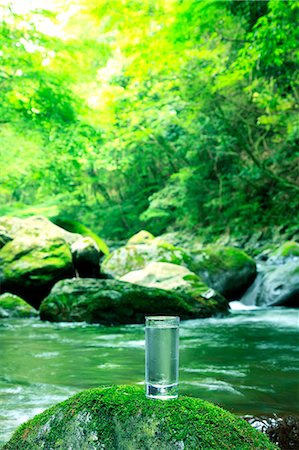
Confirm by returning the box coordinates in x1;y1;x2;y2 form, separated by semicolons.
1;307;298;446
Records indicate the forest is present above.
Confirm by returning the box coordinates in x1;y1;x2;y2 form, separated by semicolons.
1;2;299;449
1;0;298;240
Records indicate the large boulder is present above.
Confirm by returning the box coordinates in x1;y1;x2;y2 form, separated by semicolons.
0;234;74;308
0;216;106;308
189;246;257;299
0;293;38;318
3;385;277;450
120;262;227;314
101;230;191;278
241;261;299;307
39;277;229;324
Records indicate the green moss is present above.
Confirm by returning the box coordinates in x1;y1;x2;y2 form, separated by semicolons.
40;278;223;324
1;237;72;283
127;230;155;244
189;245;256;297
0;293;38;318
4;386;277;449
272;241;299;258
191;246;255;273
102;240;191;278
51;217;109;255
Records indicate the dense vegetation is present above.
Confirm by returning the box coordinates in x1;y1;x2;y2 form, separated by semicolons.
0;0;298;239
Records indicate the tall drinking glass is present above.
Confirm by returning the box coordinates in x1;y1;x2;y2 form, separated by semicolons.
145;316;180;399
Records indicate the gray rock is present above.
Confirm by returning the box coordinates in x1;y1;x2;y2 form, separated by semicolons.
102;231;191;278
120;262;226;308
241;261;299;307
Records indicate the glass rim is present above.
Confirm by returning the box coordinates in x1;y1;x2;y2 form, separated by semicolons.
145;315;179;320
145;316;180;327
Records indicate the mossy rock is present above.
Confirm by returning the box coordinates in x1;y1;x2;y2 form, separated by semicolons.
39;277;228;324
0;293;38;318
102;232;191;278
270;241;299;260
0;216;105;308
189;246;256;299
127;230;155;245
121;262;228;316
0;235;74;308
3;385;277;450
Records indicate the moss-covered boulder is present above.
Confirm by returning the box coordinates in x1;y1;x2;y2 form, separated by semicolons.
270;241;299;260
3;385;277;450
189;246;257;298
120;262;227;313
0;216;107;308
127;230;155;245
40;277;228;324
102;231;191;278
0;234;74;309
0;293;38;318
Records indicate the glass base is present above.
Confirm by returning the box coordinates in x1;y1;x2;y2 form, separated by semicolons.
146;383;178;400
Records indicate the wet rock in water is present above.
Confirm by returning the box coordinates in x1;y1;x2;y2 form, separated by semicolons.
0;216;107;308
3;386;277;450
244;415;299;450
120;261;227;315
39;277;228;324
241;261;299;307
189;245;257;299
102;230;191;278
0;293;38;318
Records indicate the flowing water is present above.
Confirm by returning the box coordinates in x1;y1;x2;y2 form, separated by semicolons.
0;307;298;446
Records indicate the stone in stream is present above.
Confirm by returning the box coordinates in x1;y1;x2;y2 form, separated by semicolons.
120;261;225;309
241;260;299;307
0;293;38;319
3;386;277;450
244;415;299;450
39;277;229;324
189;245;257;299
101;230;191;278
0;216;107;308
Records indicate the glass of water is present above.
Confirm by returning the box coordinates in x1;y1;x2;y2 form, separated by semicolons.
145;316;180;400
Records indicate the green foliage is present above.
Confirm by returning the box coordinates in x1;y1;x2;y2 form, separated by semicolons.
51;217;109;254
0;0;298;240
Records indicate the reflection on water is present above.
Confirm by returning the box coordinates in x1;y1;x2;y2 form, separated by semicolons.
1;308;299;446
